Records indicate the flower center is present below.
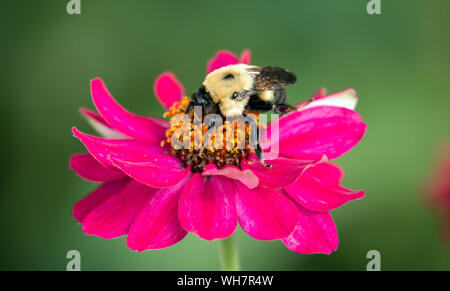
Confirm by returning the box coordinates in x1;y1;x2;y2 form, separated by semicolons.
162;97;260;173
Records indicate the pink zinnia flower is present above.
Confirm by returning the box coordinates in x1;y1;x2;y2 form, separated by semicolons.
426;143;450;243
70;49;366;254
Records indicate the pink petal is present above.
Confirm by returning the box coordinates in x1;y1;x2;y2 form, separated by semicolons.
72;127;166;168
153;72;185;110
283;163;364;212
73;178;129;223
241;154;317;189
80;107;108;126
70;153;125;182
235;182;297;240
179;174;237;240
296;88;327;108
91;78;168;142
207;50;240;74
309;162;343;185
300;88;358;111
312;88;327;99
240;49;251;64
110;155;190;188
127;179;188;251
282;205;339;254
202;163;259;189
263;106;366;160
82;180;155;239
79;108;128;139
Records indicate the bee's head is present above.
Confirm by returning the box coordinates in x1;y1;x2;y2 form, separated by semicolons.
187;85;217;115
203;64;255;105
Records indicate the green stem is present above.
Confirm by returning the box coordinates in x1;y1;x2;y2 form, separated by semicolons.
218;236;240;271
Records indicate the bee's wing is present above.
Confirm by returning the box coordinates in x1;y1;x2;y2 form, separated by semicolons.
248;66;297;92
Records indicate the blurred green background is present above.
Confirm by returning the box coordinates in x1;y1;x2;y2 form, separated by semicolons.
1;0;449;270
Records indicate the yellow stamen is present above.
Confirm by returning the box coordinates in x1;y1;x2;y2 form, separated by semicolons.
162;96;261;172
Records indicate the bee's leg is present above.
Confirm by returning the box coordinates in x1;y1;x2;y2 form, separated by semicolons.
199;119;216;155
302;97;315;107
206;119;216;131
256;143;272;168
273;89;296;116
273;103;296;115
273;88;287;104
184;101;195;115
250;115;271;168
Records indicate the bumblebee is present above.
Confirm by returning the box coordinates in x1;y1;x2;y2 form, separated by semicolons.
185;64;297;166
186;64;297;117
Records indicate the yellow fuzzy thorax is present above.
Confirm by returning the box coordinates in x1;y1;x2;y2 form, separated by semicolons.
202;64;255;117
